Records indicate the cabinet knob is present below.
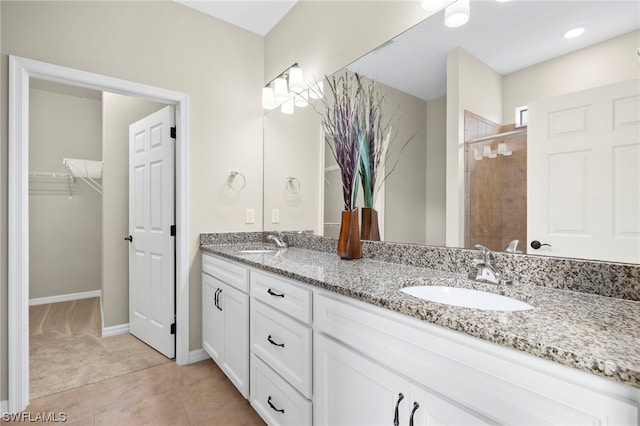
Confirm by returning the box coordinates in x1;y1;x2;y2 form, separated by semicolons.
393;393;404;426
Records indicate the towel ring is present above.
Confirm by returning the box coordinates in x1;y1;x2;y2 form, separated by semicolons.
286;176;301;194
227;171;246;191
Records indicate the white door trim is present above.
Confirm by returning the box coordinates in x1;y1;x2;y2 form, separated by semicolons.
8;55;190;413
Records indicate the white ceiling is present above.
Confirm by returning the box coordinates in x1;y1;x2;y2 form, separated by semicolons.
175;0;298;36
348;0;640;101
175;1;639;102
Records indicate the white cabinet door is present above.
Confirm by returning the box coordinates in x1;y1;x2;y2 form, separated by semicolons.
408;383;495;426
314;333;409;426
202;271;249;398
220;281;249;398
202;272;224;363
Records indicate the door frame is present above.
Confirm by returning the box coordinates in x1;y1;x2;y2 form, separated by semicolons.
8;55;190;413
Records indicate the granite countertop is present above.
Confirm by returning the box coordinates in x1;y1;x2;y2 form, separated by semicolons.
201;242;640;389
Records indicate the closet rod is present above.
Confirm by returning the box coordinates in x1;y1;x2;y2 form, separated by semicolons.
29;171;73;179
469;128;527;144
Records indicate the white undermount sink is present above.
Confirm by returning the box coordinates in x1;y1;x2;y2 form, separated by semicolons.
236;249;276;254
401;286;533;311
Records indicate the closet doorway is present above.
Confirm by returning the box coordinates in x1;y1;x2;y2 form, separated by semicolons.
8;55;190;413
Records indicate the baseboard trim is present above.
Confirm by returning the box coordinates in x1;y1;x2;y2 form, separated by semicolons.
1;400;8;415
29;290;102;306
102;323;129;337
188;349;210;364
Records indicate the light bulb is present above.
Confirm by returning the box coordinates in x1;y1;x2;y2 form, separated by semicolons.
563;26;585;39
445;0;470;28
261;87;276;109
281;98;294;114
288;65;304;92
274;77;288;103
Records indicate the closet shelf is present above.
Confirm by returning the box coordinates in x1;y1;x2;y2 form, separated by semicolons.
63;158;103;195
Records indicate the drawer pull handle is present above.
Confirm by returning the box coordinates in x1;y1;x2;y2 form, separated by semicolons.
267;396;285;414
267;335;285;348
393;393;404;426
409;401;419;426
215;288;222;311
267;288;285;297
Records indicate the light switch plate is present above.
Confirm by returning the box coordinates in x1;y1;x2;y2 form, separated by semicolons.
245;208;255;224
271;209;280;224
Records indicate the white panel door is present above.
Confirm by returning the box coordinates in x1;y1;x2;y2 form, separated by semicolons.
528;79;639;263
128;105;175;358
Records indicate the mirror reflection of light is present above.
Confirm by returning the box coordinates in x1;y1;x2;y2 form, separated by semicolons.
563;27;586;39
445;0;470;28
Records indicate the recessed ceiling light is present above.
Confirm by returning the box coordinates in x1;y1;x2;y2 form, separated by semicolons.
563;26;586;39
444;0;470;28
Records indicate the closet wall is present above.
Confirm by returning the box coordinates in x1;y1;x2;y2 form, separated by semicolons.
29;80;103;299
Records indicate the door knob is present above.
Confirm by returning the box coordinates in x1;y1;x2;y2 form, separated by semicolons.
530;240;551;249
124;235;133;242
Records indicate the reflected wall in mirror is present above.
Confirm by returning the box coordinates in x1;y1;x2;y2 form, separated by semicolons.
263;0;640;264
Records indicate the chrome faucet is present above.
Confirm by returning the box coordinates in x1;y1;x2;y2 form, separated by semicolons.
267;233;288;249
503;239;522;254
470;244;501;284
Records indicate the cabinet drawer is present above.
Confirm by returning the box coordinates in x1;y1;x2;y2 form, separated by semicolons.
251;300;312;398
250;270;311;324
202;253;249;293
250;353;311;426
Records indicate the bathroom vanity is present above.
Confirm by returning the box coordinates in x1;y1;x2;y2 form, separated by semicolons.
201;237;640;425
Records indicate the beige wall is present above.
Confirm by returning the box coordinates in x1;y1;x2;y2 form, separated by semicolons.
1;0;264;398
28;84;103;299
102;93;165;328
425;95;446;246
263;102;323;235
503;30;640;125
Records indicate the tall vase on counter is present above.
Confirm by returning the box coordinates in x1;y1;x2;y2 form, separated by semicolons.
337;208;362;259
360;207;380;241
320;72;363;259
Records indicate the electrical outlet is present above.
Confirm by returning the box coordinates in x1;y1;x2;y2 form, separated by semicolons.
271;209;280;224
245;208;255;224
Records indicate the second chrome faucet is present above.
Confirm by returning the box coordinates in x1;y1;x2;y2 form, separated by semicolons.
470;244;508;285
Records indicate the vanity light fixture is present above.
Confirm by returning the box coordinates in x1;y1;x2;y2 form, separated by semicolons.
445;0;470;28
563;26;585;39
288;65;305;92
281;98;295;114
262;62;318;113
495;0;510;3
261;87;276;110
273;76;288;103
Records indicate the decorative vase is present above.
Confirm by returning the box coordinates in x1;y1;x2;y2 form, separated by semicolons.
337;208;362;260
361;207;381;241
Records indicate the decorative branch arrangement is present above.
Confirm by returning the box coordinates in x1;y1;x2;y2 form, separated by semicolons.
321;71;415;212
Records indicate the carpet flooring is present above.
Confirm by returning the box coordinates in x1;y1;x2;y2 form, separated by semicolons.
30;297;170;399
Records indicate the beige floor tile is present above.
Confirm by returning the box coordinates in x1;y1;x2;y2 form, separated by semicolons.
173;359;224;389
94;390;189;426
23;384;94;423
93;364;174;413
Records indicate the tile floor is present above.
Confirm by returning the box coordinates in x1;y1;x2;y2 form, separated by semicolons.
6;360;265;425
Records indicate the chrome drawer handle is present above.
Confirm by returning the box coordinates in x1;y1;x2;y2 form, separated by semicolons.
267;288;285;297
268;396;285;414
267;335;285;348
